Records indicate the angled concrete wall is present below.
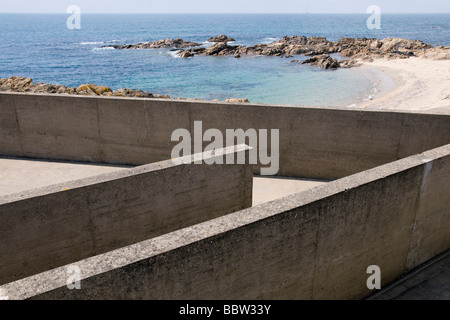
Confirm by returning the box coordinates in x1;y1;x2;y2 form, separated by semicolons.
0;145;253;286
2;143;448;300
1;93;450;179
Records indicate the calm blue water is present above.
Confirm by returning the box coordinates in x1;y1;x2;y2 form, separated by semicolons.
0;14;449;106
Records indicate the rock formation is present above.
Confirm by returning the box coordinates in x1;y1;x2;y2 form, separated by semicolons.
208;35;236;43
106;38;201;50
1;36;446;101
0;77;247;101
301;54;340;69
0;77;158;98
103;35;444;68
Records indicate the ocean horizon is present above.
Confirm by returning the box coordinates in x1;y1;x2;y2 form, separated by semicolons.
1;13;449;106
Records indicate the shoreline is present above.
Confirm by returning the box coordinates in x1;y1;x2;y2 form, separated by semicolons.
354;56;450;113
354;64;398;106
1;49;449;112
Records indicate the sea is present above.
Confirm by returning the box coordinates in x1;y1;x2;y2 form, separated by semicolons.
0;13;449;106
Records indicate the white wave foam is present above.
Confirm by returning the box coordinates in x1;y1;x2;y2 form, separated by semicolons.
80;40;122;45
361;85;377;102
168;50;181;58
261;37;279;44
80;41;105;45
92;47;115;51
201;41;214;47
201;40;238;47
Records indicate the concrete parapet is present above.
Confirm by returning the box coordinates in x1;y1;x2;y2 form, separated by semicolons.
0;145;253;285
2;144;448;300
1;93;450;178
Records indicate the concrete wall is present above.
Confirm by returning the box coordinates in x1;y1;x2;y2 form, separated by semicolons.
1;93;450;179
2;143;448;300
0;145;253;286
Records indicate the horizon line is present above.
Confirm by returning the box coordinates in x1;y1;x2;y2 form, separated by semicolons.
1;12;449;15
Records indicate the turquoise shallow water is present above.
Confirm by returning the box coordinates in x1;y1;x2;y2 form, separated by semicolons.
0;14;449;106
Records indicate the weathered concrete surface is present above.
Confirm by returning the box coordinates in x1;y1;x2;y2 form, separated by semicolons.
0;156;325;208
2;143;448;300
0;145;253;285
0;94;22;157
405;153;450;271
369;249;450;300
1;93;450;179
0;157;130;196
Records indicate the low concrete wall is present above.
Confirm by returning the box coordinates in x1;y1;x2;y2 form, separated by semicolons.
0;145;253;286
2;143;448;300
1;93;450;179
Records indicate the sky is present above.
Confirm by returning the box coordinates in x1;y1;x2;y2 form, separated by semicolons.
0;0;449;14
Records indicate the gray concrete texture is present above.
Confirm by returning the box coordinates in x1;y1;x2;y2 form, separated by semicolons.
0;145;253;285
0;156;328;205
369;249;450;300
2;143;449;300
0;93;449;299
2;93;450;179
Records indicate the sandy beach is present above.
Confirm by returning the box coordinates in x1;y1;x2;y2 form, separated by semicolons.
356;53;450;114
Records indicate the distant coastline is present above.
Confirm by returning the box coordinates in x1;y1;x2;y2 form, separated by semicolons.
1;13;449;106
1;33;449;111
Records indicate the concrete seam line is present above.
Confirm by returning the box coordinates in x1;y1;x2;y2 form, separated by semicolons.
13;94;24;155
365;248;450;300
403;161;430;278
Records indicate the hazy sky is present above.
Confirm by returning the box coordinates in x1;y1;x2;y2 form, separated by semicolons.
0;0;449;14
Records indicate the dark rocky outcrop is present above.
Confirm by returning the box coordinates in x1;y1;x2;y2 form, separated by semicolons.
106;38;201;50
103;35;440;69
0;77;249;101
0;77;158;98
178;50;195;58
0;76;255;103
208;35;236;43
302;54;340;69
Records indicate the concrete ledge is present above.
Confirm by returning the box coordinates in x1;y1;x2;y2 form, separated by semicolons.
2;143;448;300
0;145;253;285
1;93;450;179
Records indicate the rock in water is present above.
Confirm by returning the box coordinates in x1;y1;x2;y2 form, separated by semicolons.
302;54;340;69
102;35;442;66
178;50;194;58
208;35;236;43
106;38;201;50
202;42;240;56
